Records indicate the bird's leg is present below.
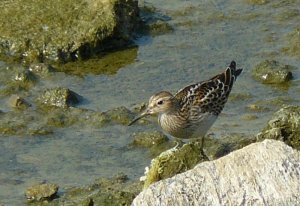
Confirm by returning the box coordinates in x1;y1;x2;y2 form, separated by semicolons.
191;137;210;161
172;138;184;150
200;136;210;161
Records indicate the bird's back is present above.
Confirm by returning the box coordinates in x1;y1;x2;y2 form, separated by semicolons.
165;61;243;138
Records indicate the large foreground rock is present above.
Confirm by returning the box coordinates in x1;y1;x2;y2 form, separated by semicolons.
0;0;139;63
132;140;300;206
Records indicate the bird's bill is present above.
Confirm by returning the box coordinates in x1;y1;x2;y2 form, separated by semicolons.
128;111;150;126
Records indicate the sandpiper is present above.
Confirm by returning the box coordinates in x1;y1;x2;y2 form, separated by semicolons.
129;61;242;144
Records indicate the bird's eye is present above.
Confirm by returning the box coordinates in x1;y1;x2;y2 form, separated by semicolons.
157;100;164;105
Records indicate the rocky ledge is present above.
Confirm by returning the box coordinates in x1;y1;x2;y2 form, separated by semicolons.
132;140;300;205
0;0;139;63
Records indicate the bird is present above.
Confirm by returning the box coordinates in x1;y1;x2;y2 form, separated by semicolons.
129;61;243;145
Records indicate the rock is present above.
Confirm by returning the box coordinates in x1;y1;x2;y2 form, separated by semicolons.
37;87;80;108
257;105;300;150
139;5;173;36
282;26;300;57
141;141;208;189
132;131;169;148
50;174;142;205
0;0;139;63
247;0;268;5
25;183;58;201
7;95;31;109
28;63;55;77
132;140;300;206
251;60;294;84
105;106;135;125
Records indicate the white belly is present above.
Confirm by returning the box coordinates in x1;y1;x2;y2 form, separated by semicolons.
159;112;218;139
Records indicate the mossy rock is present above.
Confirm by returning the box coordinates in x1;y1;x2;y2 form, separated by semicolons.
142;141;207;189
7;95;31;109
282;27;300;57
257;105;300;150
251;60;294;84
28;63;56;77
132;131;169;148
25;183;58;201
50;174;142;205
0;0;139;63
37;87;80;108
105;106;135;125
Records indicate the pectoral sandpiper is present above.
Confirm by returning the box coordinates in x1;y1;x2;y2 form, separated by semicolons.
129;61;243;147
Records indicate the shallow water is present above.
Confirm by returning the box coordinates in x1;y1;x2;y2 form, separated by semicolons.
1;0;300;205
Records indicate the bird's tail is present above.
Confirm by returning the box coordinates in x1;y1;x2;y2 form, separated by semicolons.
224;61;243;88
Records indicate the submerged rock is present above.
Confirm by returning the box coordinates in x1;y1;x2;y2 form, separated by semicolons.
50;174;142;205
251;60;294;84
37;87;80;108
28;63;56;77
7;95;31;109
133;140;300;205
257;105;300;150
0;0;139;63
132;131;169;148
282;26;300;57
25;183;58;201
105;106;135;125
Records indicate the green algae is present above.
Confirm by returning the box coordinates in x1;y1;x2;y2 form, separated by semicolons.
55;46;138;76
251;60;294;84
43;174;142;206
282;26;300;58
257;105;300;150
132;131;169;148
0;0;139;63
142;141;207;188
37;87;80;108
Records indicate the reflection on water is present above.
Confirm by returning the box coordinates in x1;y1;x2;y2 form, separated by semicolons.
56;46;138;76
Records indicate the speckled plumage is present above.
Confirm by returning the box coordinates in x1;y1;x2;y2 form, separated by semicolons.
129;61;243;139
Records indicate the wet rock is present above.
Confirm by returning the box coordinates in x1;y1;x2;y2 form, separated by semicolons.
7;95;31;109
257;105;300;150
247;0;269;5
246;103;270;112
251;60;294;84
0;0;139;63
25;183;58;201
241;114;258;121
141;141;207;189
228;92;253;102
51;174;142;205
105;106;135;125
133;140;300;205
132;131;169;148
282;27;300;57
28;63;55;77
139;5;173;36
14;69;36;83
37;87;80;108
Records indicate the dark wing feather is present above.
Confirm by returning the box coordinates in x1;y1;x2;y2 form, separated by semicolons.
175;61;242;118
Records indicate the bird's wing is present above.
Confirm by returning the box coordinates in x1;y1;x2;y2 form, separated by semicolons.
175;61;243;119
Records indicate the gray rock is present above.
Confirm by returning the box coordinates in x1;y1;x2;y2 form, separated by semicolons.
132;140;300;206
251;60;294;84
